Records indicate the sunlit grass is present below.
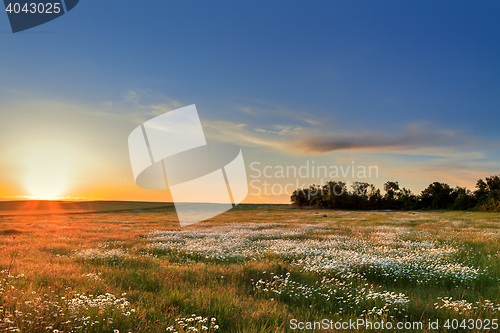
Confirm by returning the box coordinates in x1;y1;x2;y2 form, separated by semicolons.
0;205;499;332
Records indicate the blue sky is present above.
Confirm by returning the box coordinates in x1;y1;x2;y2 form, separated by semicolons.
0;0;499;202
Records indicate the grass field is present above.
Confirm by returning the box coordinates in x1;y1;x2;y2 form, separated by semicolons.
1;202;499;332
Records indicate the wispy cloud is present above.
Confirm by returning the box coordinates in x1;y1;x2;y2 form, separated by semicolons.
203;118;480;157
233;101;328;127
287;124;466;155
304;118;322;126
101;90;185;124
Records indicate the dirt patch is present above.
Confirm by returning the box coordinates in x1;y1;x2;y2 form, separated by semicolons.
0;229;23;235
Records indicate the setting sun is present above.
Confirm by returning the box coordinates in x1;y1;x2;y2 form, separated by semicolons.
26;170;67;199
23;144;73;200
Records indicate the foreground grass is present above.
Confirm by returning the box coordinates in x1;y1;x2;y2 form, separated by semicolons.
0;205;499;332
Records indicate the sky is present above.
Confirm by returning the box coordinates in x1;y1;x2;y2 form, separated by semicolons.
0;0;499;203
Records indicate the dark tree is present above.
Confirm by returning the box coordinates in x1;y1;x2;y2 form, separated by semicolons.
419;182;454;209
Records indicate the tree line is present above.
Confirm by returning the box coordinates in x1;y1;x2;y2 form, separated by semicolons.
290;175;500;212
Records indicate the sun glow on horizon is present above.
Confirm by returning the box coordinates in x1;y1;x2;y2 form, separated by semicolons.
26;170;67;200
23;144;73;200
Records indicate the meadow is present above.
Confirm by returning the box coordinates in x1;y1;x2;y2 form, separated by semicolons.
0;202;499;332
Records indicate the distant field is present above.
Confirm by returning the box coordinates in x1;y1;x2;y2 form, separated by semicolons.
0;200;176;216
1;202;500;332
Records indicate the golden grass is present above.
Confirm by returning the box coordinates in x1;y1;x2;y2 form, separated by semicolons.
0;202;499;332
